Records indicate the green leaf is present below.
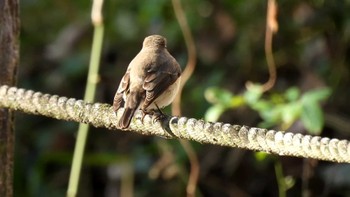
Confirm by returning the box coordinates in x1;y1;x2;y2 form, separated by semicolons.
244;83;263;105
204;87;233;106
301;100;324;134
281;102;302;127
299;88;330;134
301;88;332;103
258;120;278;129
259;104;283;123
204;104;226;122
284;176;296;190
284;87;300;101
251;100;272;112
254;151;268;161
230;95;245;108
270;93;285;104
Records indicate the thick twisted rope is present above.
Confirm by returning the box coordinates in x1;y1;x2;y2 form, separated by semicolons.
0;85;349;163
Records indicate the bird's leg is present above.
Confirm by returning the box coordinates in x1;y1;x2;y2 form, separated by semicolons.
151;104;166;124
139;104;166;124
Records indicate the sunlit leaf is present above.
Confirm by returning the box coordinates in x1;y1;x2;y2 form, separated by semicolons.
301;100;324;134
244;83;263;105
204;104;226;122
259;104;283;123
230;95;245;108
281;102;302;126
204;87;233;106
254;151;268;161
301;88;332;103
285;87;300;101
251;100;272;112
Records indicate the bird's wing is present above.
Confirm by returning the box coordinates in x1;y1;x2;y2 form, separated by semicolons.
142;58;181;109
113;68;130;111
117;67;131;94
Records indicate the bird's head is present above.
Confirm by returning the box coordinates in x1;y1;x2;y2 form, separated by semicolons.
143;35;167;49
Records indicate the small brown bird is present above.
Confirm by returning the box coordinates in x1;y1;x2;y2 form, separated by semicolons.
113;35;182;129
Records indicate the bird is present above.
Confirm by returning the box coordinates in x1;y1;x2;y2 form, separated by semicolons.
113;35;182;129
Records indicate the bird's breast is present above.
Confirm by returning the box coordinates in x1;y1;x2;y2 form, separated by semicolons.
148;76;181;109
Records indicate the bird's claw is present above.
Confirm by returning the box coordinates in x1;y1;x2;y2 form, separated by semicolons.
139;104;166;124
140;109;148;123
151;111;166;124
151;104;166;124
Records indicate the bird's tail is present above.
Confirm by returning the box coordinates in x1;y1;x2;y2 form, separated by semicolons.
113;92;124;111
118;107;137;129
118;91;142;129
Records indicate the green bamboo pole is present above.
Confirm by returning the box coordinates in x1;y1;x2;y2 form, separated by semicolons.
67;0;104;196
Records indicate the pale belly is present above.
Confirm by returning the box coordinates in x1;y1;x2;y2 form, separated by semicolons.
147;76;181;109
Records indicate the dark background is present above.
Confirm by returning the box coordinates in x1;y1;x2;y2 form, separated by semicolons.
15;0;350;196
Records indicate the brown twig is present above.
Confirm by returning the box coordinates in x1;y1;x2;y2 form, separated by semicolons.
261;0;278;92
171;0;199;196
243;4;279;171
171;0;197;116
178;139;200;197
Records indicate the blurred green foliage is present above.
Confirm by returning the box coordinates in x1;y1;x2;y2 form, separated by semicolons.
15;0;350;196
205;85;331;134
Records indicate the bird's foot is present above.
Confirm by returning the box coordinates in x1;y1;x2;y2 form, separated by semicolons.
151;111;167;124
140;109;148;123
140;104;167;124
151;104;166;124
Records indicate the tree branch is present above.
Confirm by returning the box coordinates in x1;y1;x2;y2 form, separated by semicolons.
1;85;349;163
0;0;20;196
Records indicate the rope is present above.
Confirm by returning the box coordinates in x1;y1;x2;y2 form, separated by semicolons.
0;85;349;163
